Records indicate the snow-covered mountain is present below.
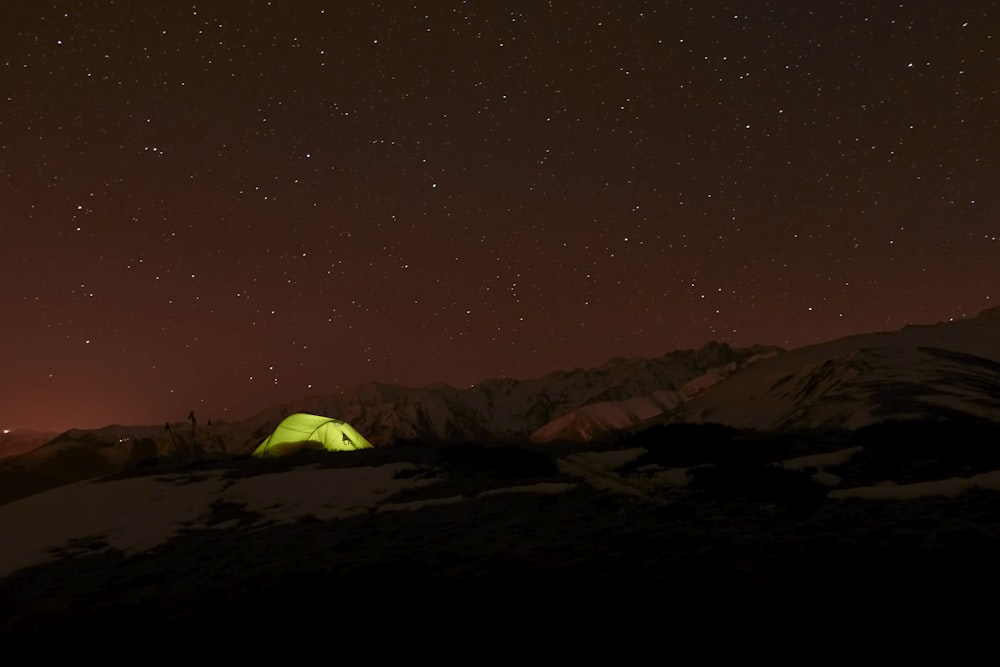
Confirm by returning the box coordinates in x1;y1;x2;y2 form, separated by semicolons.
0;342;776;505
6;306;1000;509
245;341;780;451
528;347;778;442
660;305;1000;431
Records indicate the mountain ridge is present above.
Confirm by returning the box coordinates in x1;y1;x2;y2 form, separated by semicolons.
656;305;1000;432
4;305;1000;508
245;340;782;450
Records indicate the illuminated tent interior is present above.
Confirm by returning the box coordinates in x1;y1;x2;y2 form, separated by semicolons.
252;413;374;457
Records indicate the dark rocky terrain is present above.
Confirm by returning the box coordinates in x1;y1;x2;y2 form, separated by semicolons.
4;418;1000;646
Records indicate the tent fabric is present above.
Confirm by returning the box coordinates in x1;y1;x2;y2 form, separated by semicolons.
252;413;374;457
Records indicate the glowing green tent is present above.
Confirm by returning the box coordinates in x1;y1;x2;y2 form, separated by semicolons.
252;413;374;458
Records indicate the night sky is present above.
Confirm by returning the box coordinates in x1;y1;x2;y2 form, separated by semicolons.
2;2;997;432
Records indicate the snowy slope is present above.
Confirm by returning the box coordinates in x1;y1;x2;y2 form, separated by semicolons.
529;349;778;442
5;424;1000;642
662;306;1000;431
530;391;681;443
245;341;780;450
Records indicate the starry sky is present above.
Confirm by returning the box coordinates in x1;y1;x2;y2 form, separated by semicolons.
2;1;998;432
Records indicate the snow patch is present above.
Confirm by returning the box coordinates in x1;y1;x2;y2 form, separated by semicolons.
829;470;1000;500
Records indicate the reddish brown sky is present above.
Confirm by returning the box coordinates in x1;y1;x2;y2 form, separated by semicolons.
2;2;998;432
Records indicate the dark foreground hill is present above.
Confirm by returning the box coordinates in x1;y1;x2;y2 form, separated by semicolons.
3;418;1000;645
